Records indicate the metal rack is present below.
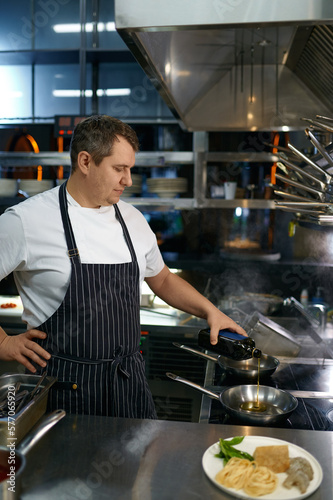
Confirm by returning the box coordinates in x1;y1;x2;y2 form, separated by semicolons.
0;145;279;210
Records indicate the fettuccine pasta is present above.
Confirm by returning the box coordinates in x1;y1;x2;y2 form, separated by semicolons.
215;457;278;496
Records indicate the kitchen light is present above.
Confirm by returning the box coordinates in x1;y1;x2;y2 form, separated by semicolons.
53;22;116;33
100;89;131;96
53;88;131;98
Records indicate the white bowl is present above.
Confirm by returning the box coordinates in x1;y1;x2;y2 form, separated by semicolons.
19;179;54;196
0;179;18;197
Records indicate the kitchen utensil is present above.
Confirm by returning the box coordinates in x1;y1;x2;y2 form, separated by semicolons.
277;159;330;192
301;117;333;134
15;372;47;413
277;159;314;188
166;372;298;426
287;142;333;185
0;409;66;499
274;189;317;202
275;172;333;202
305;128;333;170
275;201;333;210
275;205;329;216
0;374;57;446
173;342;279;380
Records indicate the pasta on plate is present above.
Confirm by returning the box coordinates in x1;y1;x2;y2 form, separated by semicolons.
215;457;278;496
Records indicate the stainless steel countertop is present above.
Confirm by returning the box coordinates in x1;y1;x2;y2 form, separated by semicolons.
20;414;332;499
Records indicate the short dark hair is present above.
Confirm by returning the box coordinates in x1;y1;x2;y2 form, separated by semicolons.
70;115;140;171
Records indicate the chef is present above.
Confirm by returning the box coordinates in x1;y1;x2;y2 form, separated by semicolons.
0;115;246;418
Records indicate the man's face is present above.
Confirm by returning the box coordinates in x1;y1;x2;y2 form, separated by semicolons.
86;135;135;207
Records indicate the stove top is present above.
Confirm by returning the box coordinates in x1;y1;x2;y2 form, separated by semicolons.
208;395;333;430
206;359;333;431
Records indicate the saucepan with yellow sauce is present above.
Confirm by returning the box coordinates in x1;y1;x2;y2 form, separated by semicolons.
166;372;298;426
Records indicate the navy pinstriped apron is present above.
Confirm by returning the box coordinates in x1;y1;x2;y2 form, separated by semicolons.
36;182;157;418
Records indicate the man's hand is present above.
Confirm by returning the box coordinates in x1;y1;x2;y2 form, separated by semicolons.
0;330;51;373
206;310;247;346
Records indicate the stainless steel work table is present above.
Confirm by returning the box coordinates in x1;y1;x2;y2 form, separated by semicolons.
20;415;332;499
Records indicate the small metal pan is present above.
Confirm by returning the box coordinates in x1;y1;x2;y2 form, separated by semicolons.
173;343;280;381
166;372;298;426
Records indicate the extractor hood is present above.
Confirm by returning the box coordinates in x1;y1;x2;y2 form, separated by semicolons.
115;0;333;131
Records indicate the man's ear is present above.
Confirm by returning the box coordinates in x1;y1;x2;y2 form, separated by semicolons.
77;151;91;174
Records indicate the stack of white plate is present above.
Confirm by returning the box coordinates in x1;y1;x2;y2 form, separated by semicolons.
19;179;54;196
0;179;18;197
146;177;188;198
121;174;142;197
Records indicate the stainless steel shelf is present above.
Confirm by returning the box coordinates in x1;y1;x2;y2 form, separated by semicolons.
127;197;197;210
0;152;72;167
0;151;194;167
0;150;276;210
135;151;194;166
205;152;279;163
202;199;276;209
128;198;275;210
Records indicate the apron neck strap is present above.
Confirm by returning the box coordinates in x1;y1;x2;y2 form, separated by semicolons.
59;181;80;260
114;204;137;263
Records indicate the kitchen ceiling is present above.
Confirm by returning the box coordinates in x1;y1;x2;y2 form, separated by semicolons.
115;0;333;131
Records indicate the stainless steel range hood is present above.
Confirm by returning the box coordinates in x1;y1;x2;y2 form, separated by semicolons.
115;0;333;131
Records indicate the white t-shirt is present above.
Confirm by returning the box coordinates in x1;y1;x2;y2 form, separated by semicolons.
0;186;165;329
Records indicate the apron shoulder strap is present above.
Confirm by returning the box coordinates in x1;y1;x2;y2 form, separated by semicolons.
114;204;137;263
59;181;80;261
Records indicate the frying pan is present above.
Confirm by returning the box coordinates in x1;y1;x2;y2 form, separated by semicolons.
173;343;279;381
166;372;298;426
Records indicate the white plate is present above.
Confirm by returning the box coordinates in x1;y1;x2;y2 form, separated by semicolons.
202;436;323;499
